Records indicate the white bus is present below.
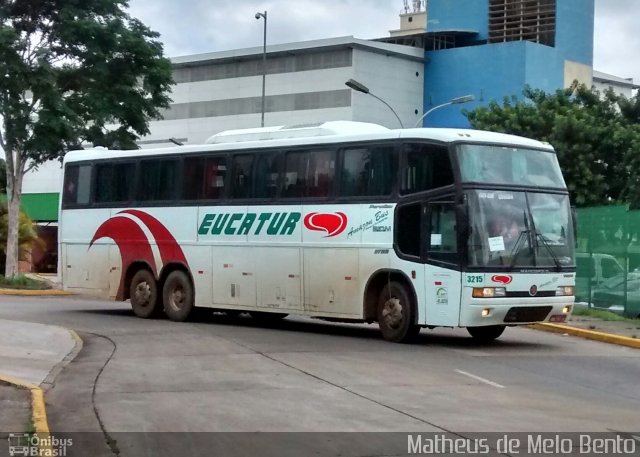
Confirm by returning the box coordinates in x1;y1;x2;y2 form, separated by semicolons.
60;121;575;343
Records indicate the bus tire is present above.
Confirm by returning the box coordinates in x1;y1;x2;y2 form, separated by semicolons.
162;270;195;322
130;269;161;318
377;281;419;343
467;325;505;342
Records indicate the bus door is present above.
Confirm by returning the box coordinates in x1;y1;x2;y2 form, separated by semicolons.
424;200;462;327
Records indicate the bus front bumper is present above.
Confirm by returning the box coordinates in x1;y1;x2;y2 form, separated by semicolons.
459;296;574;327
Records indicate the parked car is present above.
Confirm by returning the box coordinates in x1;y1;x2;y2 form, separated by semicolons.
575;253;625;303
591;272;640;318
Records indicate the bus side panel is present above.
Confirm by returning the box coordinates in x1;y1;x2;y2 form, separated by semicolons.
211;246;257;308
60;208;112;297
302;204;361;316
423;266;462;327
250;205;303;312
256;247;302;311
304;248;360;316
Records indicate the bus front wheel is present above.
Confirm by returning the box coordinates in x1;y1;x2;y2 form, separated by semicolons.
377;281;419;343
130;269;161;318
163;271;195;322
467;325;505;342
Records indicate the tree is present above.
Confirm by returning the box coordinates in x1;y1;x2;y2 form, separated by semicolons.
0;0;173;276
0;204;38;271
465;84;640;207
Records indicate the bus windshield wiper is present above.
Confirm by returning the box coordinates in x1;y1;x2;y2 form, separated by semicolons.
535;231;562;271
508;229;528;270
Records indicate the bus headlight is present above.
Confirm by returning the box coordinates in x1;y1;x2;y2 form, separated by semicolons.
555;286;574;296
472;287;506;298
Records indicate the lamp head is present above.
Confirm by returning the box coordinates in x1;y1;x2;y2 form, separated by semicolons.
451;94;475;104
255;12;261;19
345;78;370;94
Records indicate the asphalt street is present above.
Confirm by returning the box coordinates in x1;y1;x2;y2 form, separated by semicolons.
0;295;639;456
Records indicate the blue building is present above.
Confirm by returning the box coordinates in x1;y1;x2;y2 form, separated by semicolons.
383;0;595;127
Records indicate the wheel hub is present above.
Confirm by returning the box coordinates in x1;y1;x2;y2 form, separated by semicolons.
382;297;403;329
134;282;151;306
169;287;184;311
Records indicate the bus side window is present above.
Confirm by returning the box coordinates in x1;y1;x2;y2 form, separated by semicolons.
138;159;179;201
95;163;134;203
396;203;422;258
428;203;458;264
62;164;91;206
283;149;335;198
341;146;394;197
254;153;279;199
204;156;227;200
401;143;453;195
231;154;253;199
183;157;205;200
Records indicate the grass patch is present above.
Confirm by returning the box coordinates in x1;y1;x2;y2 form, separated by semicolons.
0;275;51;290
572;306;635;322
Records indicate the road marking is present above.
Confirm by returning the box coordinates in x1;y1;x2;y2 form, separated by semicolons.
454;369;505;388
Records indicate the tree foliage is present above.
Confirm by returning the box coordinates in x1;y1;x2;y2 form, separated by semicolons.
465;84;640;208
0;0;173;275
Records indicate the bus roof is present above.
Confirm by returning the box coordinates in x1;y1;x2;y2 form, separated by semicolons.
63;122;553;164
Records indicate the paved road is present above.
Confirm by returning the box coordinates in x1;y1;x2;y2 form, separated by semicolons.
1;295;639;456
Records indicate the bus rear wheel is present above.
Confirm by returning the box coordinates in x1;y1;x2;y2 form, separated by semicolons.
377;281;419;343
467;325;505;342
130;269;161;318
163;271;195;322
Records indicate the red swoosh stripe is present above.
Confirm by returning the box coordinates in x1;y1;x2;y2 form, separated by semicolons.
120;209;187;266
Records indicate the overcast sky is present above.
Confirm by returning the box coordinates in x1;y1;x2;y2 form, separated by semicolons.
126;0;638;85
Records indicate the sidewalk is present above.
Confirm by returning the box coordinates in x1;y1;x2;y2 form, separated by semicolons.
532;312;640;348
0;319;79;438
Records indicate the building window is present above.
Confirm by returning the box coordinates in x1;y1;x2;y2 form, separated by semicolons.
488;0;556;47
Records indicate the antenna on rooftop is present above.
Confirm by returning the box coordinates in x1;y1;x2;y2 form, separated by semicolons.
403;0;410;13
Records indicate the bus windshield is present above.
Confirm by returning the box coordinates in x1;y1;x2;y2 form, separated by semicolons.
467;190;575;269
457;144;566;188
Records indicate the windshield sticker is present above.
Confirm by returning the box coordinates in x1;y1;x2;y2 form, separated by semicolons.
479;192;495;199
488;236;506;252
498;193;514;200
431;234;442;246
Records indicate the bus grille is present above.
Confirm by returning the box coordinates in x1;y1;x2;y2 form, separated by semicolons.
503;306;552;323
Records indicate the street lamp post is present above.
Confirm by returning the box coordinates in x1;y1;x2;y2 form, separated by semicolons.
345;78;404;128
255;11;267;127
414;95;475;127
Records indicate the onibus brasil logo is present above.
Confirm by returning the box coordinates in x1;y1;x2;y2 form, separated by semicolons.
8;433;72;456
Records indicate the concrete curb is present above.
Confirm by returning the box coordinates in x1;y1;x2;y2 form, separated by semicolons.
531;323;640;349
0;328;83;452
0;374;49;434
0;288;74;296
